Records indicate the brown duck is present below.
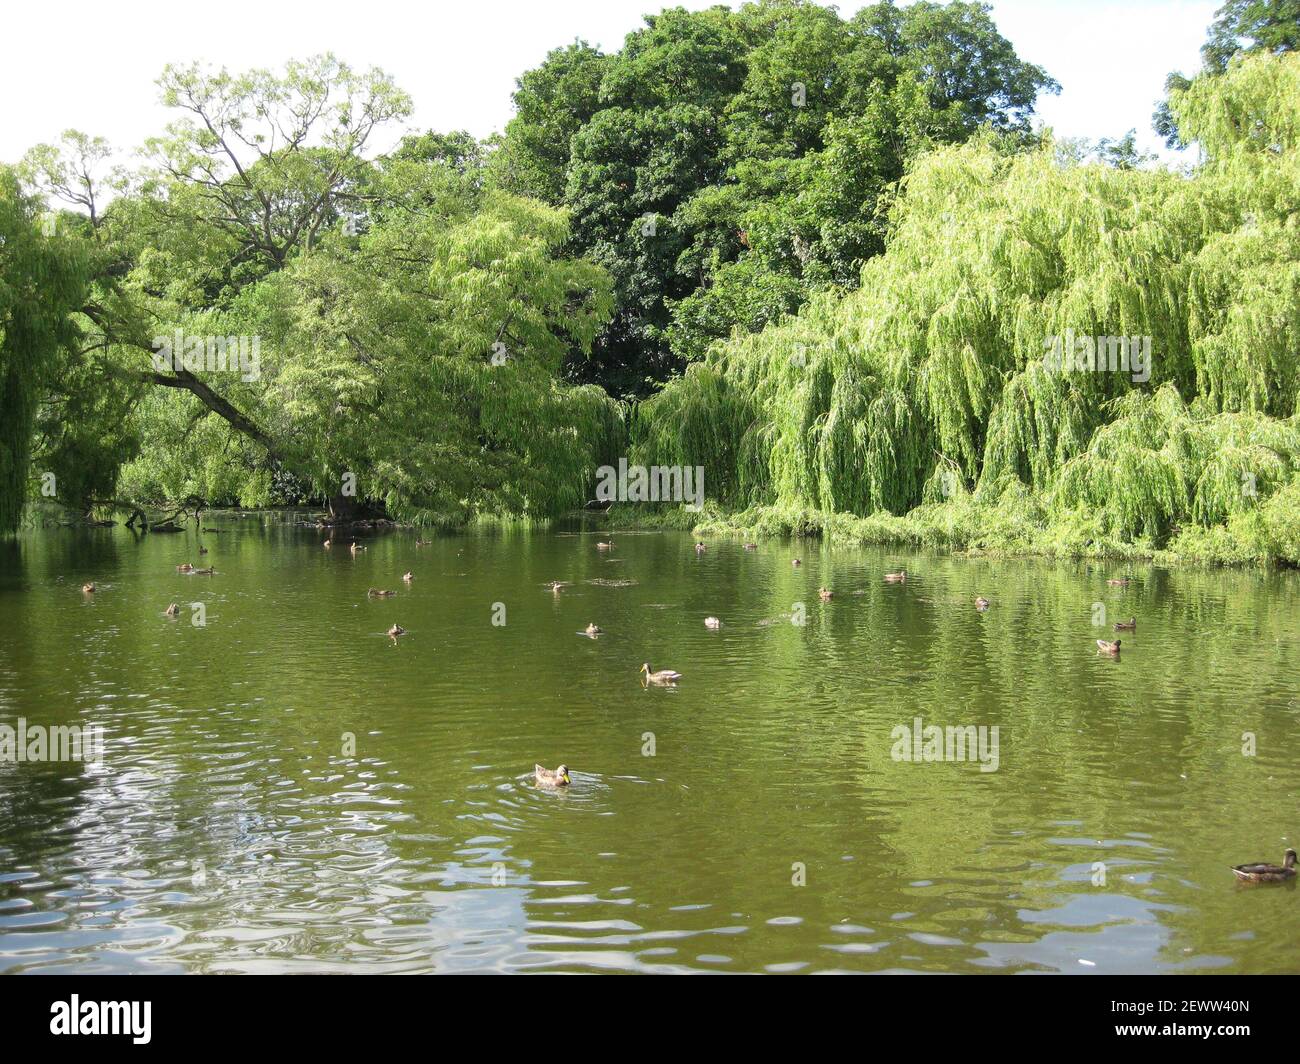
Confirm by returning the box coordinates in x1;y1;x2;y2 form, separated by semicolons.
1232;849;1297;883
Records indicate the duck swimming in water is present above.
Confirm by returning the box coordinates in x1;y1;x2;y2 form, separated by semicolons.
534;764;571;788
1232;849;1297;883
585;623;602;635
350;542;366;554
641;663;682;685
368;588;396;598
704;616;722;629
975;596;990;610
694;542;707;553
1096;638;1121;655
1106;578;1130;587
82;582;96;593
884;570;906;583
596;540;615;551
743;543;758;551
323;538;332;548
1114;617;1136;630
791;558;802;568
402;571;413;583
176;563;194;573
164;603;180;617
387;624;406;638
818;587;833;601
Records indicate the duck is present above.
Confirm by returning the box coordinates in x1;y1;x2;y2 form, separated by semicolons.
884;569;907;583
198;546;209;555
1232;849;1297;883
791;558;802;568
323;538;332;548
368;588;396;598
694;542;707;553
704;616;722;629
191;567;214;575
1096;638;1121;655
1106;578;1130;587
415;538;431;547
534;763;571;788
1114;617;1136;630
743;543;758;551
82;582;96;593
596;540;615;551
402;571;413;583
164;603;180;617
641;663;682;685
176;563;194;573
387;624;406;638
350;542;366;554
585;623;602;636
546;581;569;594
975;596;990;610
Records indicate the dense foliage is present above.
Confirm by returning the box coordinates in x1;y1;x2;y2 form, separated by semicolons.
2;0;1299;566
634;51;1300;563
493;0;1057;395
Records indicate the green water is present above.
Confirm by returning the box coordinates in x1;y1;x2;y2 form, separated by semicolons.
1;516;1298;974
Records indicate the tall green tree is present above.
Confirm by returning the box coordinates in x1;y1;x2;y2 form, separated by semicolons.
1154;0;1300;147
496;0;1057;396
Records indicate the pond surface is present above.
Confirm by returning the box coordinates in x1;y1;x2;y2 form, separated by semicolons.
1;516;1298;973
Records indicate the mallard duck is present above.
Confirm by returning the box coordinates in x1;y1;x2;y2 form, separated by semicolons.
387;623;406;637
1096;638;1121;655
975;596;990;610
596;540;615;551
176;563;194;572
1232;849;1297;883
791;558;802;567
704;616;722;629
818;587;833;601
535;763;571;788
82;582;96;593
323;538;332;548
191;567;214;575
1114;617;1136;630
694;542;707;553
884;569;907;583
164;603;180;617
585;623;602;635
198;546;208;555
743;543;758;551
641;663;682;685
415;538;431;547
368;588;396;598
1106;578;1130;587
350;542;366;554
402;571;413;583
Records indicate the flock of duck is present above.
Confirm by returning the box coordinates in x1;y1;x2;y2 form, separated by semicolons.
75;527;1297;883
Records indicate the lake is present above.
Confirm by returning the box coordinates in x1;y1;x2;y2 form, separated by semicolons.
1;515;1298;973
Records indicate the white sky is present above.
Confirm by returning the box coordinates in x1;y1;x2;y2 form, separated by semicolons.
0;0;1218;166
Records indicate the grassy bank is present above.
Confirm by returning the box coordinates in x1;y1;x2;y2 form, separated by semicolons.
610;481;1300;568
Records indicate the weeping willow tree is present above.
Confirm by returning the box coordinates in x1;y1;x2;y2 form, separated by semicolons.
633;51;1300;562
0;168;90;533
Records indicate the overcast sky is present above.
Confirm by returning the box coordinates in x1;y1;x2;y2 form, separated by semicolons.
1;0;1218;165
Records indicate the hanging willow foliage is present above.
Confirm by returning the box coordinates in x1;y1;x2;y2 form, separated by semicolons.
633;52;1300;561
0;169;89;534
